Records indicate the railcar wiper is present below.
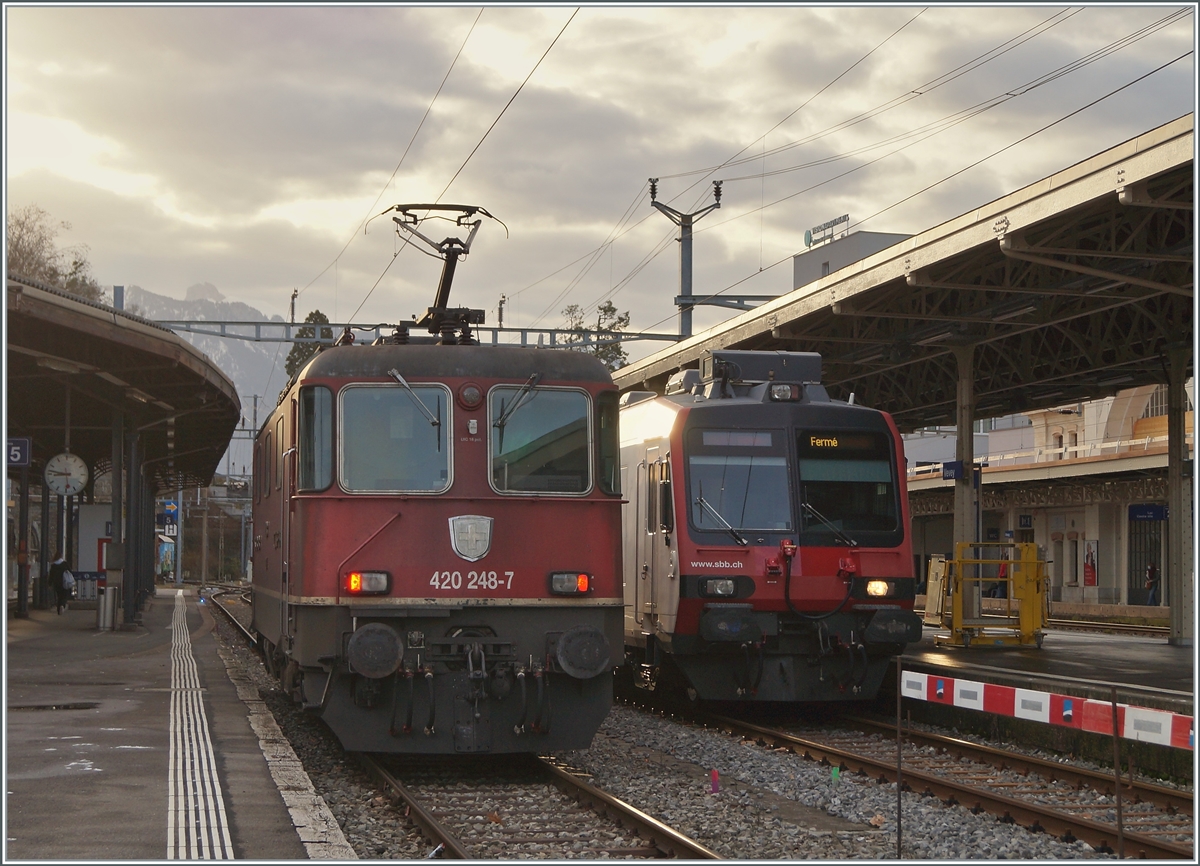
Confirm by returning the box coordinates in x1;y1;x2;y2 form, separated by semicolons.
387;368;441;428
493;373;542;429
801;501;858;547
694;495;749;547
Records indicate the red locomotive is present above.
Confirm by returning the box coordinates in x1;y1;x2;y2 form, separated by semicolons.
252;206;622;752
619;350;922;702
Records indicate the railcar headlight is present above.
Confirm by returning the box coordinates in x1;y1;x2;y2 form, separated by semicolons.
768;383;800;401
550;572;591;595
345;571;390;595
701;578;737;597
866;580;892;597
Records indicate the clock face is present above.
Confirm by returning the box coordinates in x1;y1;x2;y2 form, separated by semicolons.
44;452;89;497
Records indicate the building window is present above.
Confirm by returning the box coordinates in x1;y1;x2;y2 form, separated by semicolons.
1142;383;1193;418
821;261;830;277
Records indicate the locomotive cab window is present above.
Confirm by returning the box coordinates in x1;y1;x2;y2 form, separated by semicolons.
490;386;591;494
796;430;900;542
298;385;333;491
339;384;450;493
687;428;792;532
596;390;620;495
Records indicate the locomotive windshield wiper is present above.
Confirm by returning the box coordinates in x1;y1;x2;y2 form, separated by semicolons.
694;495;749;547
801;501;858;547
493;373;542;429
387;368;441;428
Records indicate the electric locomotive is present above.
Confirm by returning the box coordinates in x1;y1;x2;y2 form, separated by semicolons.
252;205;623;753
619;349;922;702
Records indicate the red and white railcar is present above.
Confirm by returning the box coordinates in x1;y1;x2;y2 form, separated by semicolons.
620;350;922;702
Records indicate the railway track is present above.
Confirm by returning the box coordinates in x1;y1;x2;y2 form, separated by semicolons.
209;589;717;859
704;711;1193;860
207;588;256;644
359;751;720;859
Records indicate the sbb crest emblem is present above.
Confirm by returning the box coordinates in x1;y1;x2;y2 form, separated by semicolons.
449;515;493;562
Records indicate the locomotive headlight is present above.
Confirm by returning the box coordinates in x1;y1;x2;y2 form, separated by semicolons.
702;578;737;597
550;572;591;595
345;571;390;594
866;580;892;597
768;383;800;402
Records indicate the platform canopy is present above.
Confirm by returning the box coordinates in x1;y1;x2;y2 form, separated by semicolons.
614;115;1194;431
7;275;241;493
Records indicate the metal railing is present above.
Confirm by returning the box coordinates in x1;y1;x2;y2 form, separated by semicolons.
908;431;1194;479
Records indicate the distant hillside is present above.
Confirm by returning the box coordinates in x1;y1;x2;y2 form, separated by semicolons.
127;284;291;479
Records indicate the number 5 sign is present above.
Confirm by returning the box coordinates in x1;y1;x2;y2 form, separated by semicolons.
7;438;31;467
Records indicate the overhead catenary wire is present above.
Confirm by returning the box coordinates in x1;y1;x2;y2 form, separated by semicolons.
685;10;1192;245
656;5;1081;180
634;49;1193;335
713;7;1189;185
524;7;931;328
345;8;580;328
584;6;1186;324
297;8;485;303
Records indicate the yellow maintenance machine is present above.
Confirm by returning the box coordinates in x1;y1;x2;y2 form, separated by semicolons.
929;542;1049;649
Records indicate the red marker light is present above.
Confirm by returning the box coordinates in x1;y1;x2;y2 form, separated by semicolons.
344;571;389;594
576;573;589;592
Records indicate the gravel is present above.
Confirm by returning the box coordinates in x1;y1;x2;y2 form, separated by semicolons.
212;610;1118;859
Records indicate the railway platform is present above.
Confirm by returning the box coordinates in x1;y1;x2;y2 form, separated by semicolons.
906;622;1194;711
4;586;352;860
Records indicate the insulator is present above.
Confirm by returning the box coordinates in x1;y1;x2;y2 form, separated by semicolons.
391;322;410;344
713;180;722;203
649;178;658;201
439;324;458;345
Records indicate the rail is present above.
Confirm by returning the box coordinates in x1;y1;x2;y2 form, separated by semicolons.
704;713;1193;860
359;752;721;860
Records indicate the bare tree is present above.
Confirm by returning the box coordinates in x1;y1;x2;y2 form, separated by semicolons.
6;204;104;302
562;301;631;372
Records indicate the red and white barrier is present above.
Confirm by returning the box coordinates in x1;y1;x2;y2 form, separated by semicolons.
900;671;1193;751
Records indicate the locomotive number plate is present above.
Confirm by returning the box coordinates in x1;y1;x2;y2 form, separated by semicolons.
430;570;515;591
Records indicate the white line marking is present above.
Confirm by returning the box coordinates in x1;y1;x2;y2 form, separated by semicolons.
168;591;236;859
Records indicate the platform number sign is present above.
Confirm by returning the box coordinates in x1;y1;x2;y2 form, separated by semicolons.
7;438;31;467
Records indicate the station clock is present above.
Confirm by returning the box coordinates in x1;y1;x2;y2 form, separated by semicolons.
44;451;89;497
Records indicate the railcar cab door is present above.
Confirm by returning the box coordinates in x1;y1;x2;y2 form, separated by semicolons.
636;448;677;635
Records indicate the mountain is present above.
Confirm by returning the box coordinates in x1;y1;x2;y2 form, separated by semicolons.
126;284;292;479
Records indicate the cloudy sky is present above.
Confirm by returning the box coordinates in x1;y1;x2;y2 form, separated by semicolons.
7;4;1196;367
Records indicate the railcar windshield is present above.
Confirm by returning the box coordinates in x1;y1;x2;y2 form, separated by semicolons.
339;384;449;492
796;430;899;538
490;387;591;493
687;429;793;532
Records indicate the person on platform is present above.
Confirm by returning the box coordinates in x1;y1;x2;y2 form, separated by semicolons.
48;553;74;615
1145;561;1160;606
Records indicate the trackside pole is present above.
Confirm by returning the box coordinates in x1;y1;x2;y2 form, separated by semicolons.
1111;688;1124;858
896;662;902;858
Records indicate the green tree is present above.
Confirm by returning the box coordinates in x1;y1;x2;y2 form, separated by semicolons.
562;300;631;372
6;204;104;302
286;309;333;378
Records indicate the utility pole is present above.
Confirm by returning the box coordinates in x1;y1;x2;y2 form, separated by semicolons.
649;179;722;339
498;295;507;329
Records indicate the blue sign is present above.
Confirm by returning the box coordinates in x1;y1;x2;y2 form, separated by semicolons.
1004;530;1015;539
942;460;964;480
7;437;31;467
1129;504;1167;521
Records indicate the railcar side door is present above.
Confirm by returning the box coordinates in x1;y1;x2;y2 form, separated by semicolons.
650;454;679;634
